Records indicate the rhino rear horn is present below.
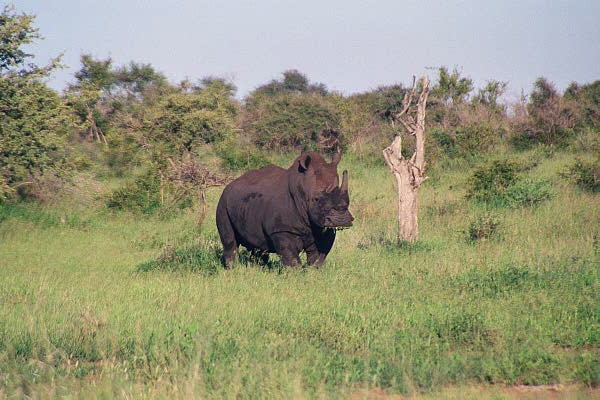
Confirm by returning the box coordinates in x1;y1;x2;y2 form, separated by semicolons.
340;170;348;192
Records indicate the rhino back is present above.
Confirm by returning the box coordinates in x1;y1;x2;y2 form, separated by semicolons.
221;165;297;250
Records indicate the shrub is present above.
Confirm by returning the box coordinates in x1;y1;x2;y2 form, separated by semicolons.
456;264;537;296
137;244;221;275
510;77;578;148
512;347;560;385
575;352;600;387
104;133;142;177
214;140;271;171
243;92;342;151
0;6;77;199
564;80;600;130
430;127;458;158
430;121;499;158
571;126;600;153
502;179;554;207
425;309;493;347
561;159;600;192
0;77;76;200
466;160;520;202
466;159;553;207
106;172;161;213
143;89;237;151
466;213;501;242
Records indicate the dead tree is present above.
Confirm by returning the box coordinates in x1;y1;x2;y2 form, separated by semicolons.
383;75;430;243
85;108;107;144
166;154;226;226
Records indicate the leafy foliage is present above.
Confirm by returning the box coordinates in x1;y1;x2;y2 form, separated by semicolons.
141;86;236;155
432;121;500;157
502;179;554;207
472;80;507;112
466;159;553;207
0;6;75;199
511;77;578;148
467;159;520;202
105;172;162;214
565;80;600;130
73;54;115;90
0;5;40;72
561;158;600;192
137;243;221;275
466;213;501;242
431;66;474;105
66;54;170;146
243;90;341;151
575;352;600;387
252;69;327;97
215;139;271;171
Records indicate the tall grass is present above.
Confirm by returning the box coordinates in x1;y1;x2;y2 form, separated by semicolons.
0;150;598;398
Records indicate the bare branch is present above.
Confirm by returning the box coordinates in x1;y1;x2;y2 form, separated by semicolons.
414;76;430;170
393;75;416;120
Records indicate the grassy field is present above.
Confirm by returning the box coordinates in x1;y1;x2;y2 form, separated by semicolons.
0;149;598;398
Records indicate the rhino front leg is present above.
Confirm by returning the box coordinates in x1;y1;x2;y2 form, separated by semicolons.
305;244;326;267
306;229;336;267
271;233;303;267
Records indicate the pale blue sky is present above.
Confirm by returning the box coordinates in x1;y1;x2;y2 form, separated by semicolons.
15;0;600;99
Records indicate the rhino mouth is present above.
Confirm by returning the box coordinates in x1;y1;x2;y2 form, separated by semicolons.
322;213;354;230
323;226;350;233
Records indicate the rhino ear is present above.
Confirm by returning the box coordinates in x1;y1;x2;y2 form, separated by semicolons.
298;153;311;173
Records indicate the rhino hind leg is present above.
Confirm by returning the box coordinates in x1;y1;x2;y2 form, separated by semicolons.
216;202;238;269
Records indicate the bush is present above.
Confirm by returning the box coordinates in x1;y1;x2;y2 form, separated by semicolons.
104;133;142;177
0;6;77;199
0;78;76;199
510;77;578;148
575;352;600;387
106;172;161;213
137;243;221;275
564;80;600;130
502;179;554;207
215;140;271;171
562;159;600;192
243;92;342;151
425;309;493;348
144;89;237;151
466;160;520;202
466;213;501;242
456;264;537;297
466;159;553;207
571;126;600;153
436;121;499;158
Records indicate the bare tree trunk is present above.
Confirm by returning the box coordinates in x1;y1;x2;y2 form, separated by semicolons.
383;76;430;243
86;109;107;144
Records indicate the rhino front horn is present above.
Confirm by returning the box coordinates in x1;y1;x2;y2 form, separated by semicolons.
340;170;348;192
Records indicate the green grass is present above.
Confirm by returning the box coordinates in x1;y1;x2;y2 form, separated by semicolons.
0;150;598;398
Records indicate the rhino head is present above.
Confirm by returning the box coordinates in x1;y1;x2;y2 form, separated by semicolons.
293;150;354;229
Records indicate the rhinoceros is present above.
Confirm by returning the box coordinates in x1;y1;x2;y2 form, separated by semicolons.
216;150;353;268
